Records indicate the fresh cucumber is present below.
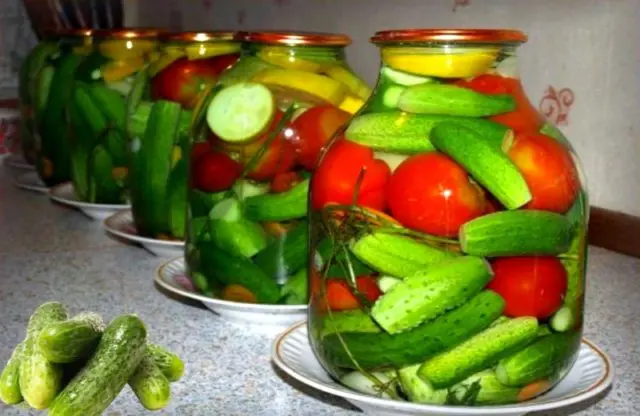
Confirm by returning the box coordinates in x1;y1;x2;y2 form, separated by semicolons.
190;189;227;218
49;315;147;416
243;179;308;221
207;82;275;142
280;268;308;305
254;220;308;282
321;310;381;338
496;332;580;387
128;354;171;410
233;179;269;200
167;158;188;239
37;312;104;364
448;369;520;405
398;364;447;404
128;100;152;139
350;231;457;278
321;290;504;369
340;371;397;398
218;56;277;86
0;342;24;405
381;67;437;86
550;306;575;333
397;84;515;116
371;256;493;333
35;66;55;119
146;345;184;383
459;210;572;256
209;197;242;222
210;218;267;258
85;83;126;132
345;112;509;155
19;302;68;409
430;122;531;209
198;243;281;303
90;145;121;204
418;317;539;388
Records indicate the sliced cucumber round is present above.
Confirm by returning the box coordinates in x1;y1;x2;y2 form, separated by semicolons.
206;82;275;143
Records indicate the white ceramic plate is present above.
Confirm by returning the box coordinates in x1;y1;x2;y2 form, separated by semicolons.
104;209;184;257
12;170;47;193
272;322;614;416
155;257;308;332
4;153;33;170
49;182;130;221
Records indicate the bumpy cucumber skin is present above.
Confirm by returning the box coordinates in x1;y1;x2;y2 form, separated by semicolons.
19;302;68;409
431;122;531;210
449;369;520;405
49;315;147;416
345;112;509;155
147;345;185;382
37;312;104;364
0;342;24;405
350;232;458;278
254;220;309;282
371;256;493;334
244;179;309;222
398;364;447;404
129;354;171;410
320;290;504;370
496;332;580;387
209;218;267;258
321;310;381;338
418;317;539;389
460;210;572;257
397;84;516;117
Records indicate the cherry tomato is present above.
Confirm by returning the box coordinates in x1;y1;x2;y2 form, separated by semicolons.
151;54;239;109
289;106;351;171
311;138;390;211
191;150;242;192
387;153;486;237
488;257;567;319
455;74;543;132
325;276;382;311
191;141;213;161
270;171;302;193
507;132;579;213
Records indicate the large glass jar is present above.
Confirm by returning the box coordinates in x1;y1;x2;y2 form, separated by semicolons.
18;33;60;166
68;28;161;204
186;31;371;304
126;31;241;241
308;29;588;406
33;29;93;187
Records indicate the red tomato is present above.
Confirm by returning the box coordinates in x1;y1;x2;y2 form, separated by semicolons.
325;276;382;311
387;153;486;237
191;150;243;192
508;132;579;213
289;106;351;171
488;257;568;318
311;138;390;211
151;54;239;109
270;171;302;193
455;74;543;132
191;141;213;162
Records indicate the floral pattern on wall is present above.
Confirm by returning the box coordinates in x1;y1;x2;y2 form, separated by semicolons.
539;86;575;126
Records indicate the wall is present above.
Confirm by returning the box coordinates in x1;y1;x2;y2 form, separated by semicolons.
0;0;37;99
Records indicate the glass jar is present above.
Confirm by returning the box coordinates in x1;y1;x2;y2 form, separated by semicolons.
126;31;241;241
68;28;161;204
33;29;93;187
308;29;587;405
18;32;60;166
185;31;371;304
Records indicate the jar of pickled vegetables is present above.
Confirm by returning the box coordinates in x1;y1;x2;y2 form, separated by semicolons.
68;28;162;204
126;31;241;241
32;29;93;187
18;32;60;166
185;31;371;304
308;29;587;405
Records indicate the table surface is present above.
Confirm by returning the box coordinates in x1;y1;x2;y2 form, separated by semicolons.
0;164;638;416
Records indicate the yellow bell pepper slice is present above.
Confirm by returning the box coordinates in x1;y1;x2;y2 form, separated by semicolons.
382;47;499;79
102;57;146;83
147;47;186;77
257;46;324;72
339;95;365;115
186;42;240;60
252;69;347;106
323;65;371;100
99;39;157;60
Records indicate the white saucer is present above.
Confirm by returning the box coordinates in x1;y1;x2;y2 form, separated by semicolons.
49;182;130;221
272;322;613;416
12;170;48;193
4;153;33;170
155;257;307;332
104;209;184;257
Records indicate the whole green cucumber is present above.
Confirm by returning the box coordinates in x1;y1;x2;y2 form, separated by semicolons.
38;312;104;364
449;369;520;405
321;290;504;370
243;179;309;221
418;317;539;389
320;310;381;338
397;364;447;404
19;302;68;409
128;354;171;410
430;122;531;209
254;220;309;282
0;342;24;405
147;345;185;382
371;256;493;333
49;315;147;416
459;210;573;257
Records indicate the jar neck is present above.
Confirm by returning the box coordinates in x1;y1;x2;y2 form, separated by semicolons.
244;43;346;62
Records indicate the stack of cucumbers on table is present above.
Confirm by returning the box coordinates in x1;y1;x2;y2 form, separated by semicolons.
0;302;184;414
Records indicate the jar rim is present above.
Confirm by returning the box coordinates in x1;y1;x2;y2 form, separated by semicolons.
243;31;351;46
43;28;93;38
371;28;527;44
160;31;243;42
92;28;164;39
